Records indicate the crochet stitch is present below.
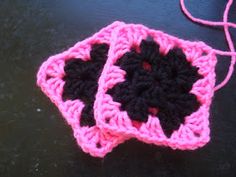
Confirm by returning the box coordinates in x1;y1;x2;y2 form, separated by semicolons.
95;24;217;150
37;21;128;157
62;43;109;127
107;39;203;137
37;0;236;157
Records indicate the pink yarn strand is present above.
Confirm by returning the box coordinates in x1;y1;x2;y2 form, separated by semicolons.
214;0;236;90
180;0;236;28
180;0;236;90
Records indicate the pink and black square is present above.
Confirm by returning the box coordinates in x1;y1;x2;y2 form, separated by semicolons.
37;22;128;157
95;24;217;150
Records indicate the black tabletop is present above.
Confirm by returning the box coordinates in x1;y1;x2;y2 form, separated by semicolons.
1;0;236;177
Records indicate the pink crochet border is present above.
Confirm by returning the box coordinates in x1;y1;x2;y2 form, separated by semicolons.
36;21;128;157
95;24;217;150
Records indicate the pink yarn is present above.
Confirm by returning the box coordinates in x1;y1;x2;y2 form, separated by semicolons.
37;0;236;157
95;24;217;150
37;21;128;157
180;0;236;91
94;0;236;151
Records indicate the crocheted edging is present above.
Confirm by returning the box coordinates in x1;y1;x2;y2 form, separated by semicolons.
95;24;217;150
36;21;128;157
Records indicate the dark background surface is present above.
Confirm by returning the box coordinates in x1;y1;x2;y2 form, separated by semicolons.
1;0;236;177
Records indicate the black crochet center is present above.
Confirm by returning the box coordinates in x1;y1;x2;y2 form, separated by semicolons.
107;39;203;137
62;43;109;127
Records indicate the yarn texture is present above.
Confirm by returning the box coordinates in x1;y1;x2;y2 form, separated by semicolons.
37;21;128;158
37;0;236;157
62;43;109;127
95;24;217;150
106;39;203;137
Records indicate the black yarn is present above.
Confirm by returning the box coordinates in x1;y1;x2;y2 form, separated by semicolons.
107;39;202;137
62;43;109;127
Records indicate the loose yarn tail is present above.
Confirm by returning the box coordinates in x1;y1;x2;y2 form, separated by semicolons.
180;0;236;90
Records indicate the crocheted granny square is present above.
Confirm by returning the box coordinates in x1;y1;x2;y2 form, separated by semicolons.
37;21;128;157
95;24;217;150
